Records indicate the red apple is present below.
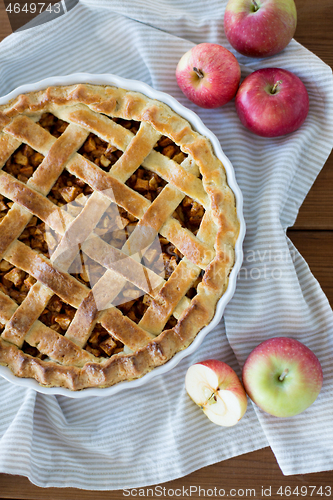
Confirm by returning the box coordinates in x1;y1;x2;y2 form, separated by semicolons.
185;359;248;426
242;337;323;418
235;68;309;137
224;0;297;58
175;43;241;108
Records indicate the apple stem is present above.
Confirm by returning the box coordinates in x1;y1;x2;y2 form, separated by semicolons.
193;67;204;79
278;368;289;382
271;80;282;94
251;0;260;12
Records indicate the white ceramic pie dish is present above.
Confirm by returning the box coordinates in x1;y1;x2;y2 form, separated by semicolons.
0;73;245;398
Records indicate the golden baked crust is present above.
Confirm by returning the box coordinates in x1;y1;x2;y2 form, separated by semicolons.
0;83;239;390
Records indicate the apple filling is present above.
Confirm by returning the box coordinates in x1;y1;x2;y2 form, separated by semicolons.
17;216;50;258
78;118;140;171
79;133;122;171
0;194;13;222
154;135;187;164
0;115;206;360
0;261;46;359
38;294;76;335
0;260;34;305
3;113;68;184
0;259;125;359
126;165;205;236
37;296;124;359
3;144;45;184
39;112;69;138
85;323;125;358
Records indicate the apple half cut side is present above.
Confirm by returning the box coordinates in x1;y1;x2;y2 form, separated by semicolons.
185;360;248;427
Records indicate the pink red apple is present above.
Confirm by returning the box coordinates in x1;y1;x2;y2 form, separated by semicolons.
185;359;247;426
242;337;323;418
224;0;297;58
175;43;241;108
235;68;309;137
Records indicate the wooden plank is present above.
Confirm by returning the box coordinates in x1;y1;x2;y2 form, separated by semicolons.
287;229;333;306
291;0;333;230
293;160;333;230
0;0;11;42
294;0;333;67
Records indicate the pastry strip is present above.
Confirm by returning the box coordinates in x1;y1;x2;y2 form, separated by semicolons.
57;106;209;206
2;283;54;348
0;291;97;366
139;259;201;335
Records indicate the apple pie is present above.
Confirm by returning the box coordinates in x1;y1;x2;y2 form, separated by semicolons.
0;83;239;390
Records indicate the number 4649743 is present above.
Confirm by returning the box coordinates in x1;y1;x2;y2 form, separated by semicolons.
277;485;331;496
6;3;61;14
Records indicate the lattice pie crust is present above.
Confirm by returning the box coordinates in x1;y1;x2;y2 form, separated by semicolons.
0;84;239;390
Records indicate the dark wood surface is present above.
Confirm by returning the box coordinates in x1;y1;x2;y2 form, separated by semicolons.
0;0;332;498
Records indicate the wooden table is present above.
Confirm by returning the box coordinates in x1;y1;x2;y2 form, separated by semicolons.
0;0;332;498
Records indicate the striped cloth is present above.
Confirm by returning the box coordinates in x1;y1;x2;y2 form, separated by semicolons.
0;0;332;489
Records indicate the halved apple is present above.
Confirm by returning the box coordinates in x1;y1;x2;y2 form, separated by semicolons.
185;359;248;427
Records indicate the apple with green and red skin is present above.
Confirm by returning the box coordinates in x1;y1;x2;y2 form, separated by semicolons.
185;359;248;426
224;0;297;58
176;43;241;108
235;68;309;137
242;337;323;418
